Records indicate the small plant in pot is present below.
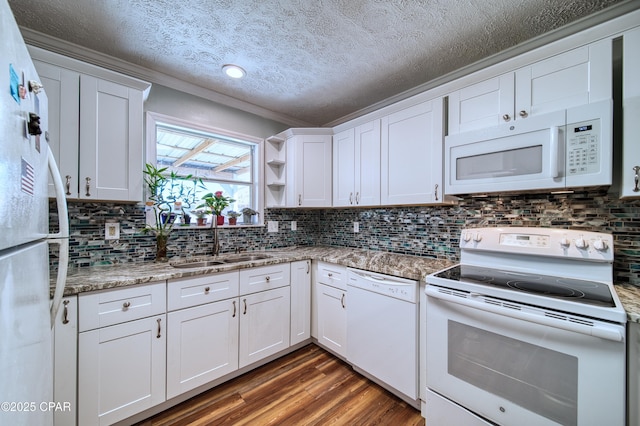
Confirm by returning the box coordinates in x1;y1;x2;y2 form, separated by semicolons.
193;209;208;226
241;207;258;224
227;211;241;225
198;191;235;226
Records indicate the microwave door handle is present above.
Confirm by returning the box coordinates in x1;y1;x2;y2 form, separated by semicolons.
550;126;560;178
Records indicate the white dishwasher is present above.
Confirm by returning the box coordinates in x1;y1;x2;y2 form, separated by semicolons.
346;268;419;406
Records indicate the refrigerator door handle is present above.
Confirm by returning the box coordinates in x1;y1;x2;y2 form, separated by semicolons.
47;147;70;327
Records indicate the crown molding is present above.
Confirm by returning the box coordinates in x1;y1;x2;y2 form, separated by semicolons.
19;27;313;128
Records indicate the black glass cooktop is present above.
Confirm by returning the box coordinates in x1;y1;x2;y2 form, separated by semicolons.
433;264;615;308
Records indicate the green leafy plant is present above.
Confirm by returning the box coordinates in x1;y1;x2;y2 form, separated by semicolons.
143;163;204;236
198;191;235;216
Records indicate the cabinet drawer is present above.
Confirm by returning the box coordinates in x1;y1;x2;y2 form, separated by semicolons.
79;282;166;332
167;271;240;311
316;261;347;291
239;263;290;294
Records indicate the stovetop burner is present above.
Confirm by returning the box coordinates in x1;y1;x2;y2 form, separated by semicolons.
434;265;615;308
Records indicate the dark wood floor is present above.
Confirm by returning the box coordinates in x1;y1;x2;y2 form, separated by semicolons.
135;344;425;426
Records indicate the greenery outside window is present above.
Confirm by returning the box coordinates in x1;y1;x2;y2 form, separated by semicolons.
146;112;263;226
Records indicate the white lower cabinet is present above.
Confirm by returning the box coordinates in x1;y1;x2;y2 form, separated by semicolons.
53;296;77;426
167;299;239;399
166;272;240;399
77;283;166;426
290;260;311;345
314;262;348;358
239;286;291;368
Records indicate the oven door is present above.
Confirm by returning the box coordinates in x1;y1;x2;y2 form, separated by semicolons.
425;286;625;426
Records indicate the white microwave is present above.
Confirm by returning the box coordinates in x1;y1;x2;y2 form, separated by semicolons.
444;100;612;195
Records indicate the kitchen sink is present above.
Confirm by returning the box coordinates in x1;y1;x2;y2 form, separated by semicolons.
221;254;271;263
171;254;271;268
171;260;226;268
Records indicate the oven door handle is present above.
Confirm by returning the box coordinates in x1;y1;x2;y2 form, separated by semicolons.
425;286;624;343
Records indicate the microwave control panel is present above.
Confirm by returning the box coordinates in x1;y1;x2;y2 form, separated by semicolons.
567;118;600;175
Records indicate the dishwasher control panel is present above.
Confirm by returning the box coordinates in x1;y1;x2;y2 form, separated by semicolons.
346;268;418;303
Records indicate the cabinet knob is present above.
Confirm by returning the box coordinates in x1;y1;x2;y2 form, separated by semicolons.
519;110;528;118
204;286;210;294
265;276;271;282
122;301;131;310
502;114;511;122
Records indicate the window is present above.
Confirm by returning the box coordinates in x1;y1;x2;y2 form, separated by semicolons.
146;112;263;225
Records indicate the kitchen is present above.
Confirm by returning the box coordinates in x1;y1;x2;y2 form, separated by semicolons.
2;1;640;425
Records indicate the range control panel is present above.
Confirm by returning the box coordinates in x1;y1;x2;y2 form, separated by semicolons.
567;118;600;176
459;227;614;262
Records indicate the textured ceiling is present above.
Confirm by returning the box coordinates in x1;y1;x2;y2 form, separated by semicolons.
7;0;630;126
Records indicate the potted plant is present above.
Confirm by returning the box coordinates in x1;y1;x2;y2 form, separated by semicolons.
198;191;235;226
143;163;203;261
241;207;258;224
193;209;208;226
227;211;241;225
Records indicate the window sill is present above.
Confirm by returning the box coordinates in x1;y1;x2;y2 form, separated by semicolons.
174;223;264;229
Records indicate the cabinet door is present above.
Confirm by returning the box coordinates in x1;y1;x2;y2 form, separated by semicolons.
381;100;444;205
239;286;290;368
447;73;514;134
288;134;332;207
33;61;80;199
290;260;311;345
316;283;347;358
79;75;143;201
333;128;356;207
355;120;381;206
78;315;166;426
167;299;239;399
621;27;640;198
515;39;611;119
53;296;77;426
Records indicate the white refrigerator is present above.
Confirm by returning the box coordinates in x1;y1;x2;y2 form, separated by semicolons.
0;1;69;425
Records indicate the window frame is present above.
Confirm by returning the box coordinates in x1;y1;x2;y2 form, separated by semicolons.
145;111;264;227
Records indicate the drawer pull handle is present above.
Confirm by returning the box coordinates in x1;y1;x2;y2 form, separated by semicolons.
122;301;131;310
85;177;91;197
265;276;270;282
62;300;70;325
243;298;247;315
204;286;210;294
306;261;310;274
634;166;640;192
232;300;237;318
65;175;72;196
341;293;346;309
156;318;161;339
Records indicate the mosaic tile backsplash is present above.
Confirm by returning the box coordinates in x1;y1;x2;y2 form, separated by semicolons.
50;187;640;285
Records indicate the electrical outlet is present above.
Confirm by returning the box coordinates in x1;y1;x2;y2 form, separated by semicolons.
291;221;297;231
267;221;279;232
353;222;360;233
105;222;120;240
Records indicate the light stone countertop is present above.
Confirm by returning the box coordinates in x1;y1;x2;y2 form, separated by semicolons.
53;245;640;323
55;246;454;296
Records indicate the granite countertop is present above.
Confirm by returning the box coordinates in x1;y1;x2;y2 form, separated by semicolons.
55;246;454;296
53;245;640;324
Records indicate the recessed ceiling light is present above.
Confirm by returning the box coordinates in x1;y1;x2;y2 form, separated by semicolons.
222;64;246;79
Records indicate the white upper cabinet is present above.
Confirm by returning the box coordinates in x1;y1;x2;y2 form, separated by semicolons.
30;47;150;202
620;26;640;198
333;120;381;207
285;129;333;207
448;39;612;135
381;99;444;205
